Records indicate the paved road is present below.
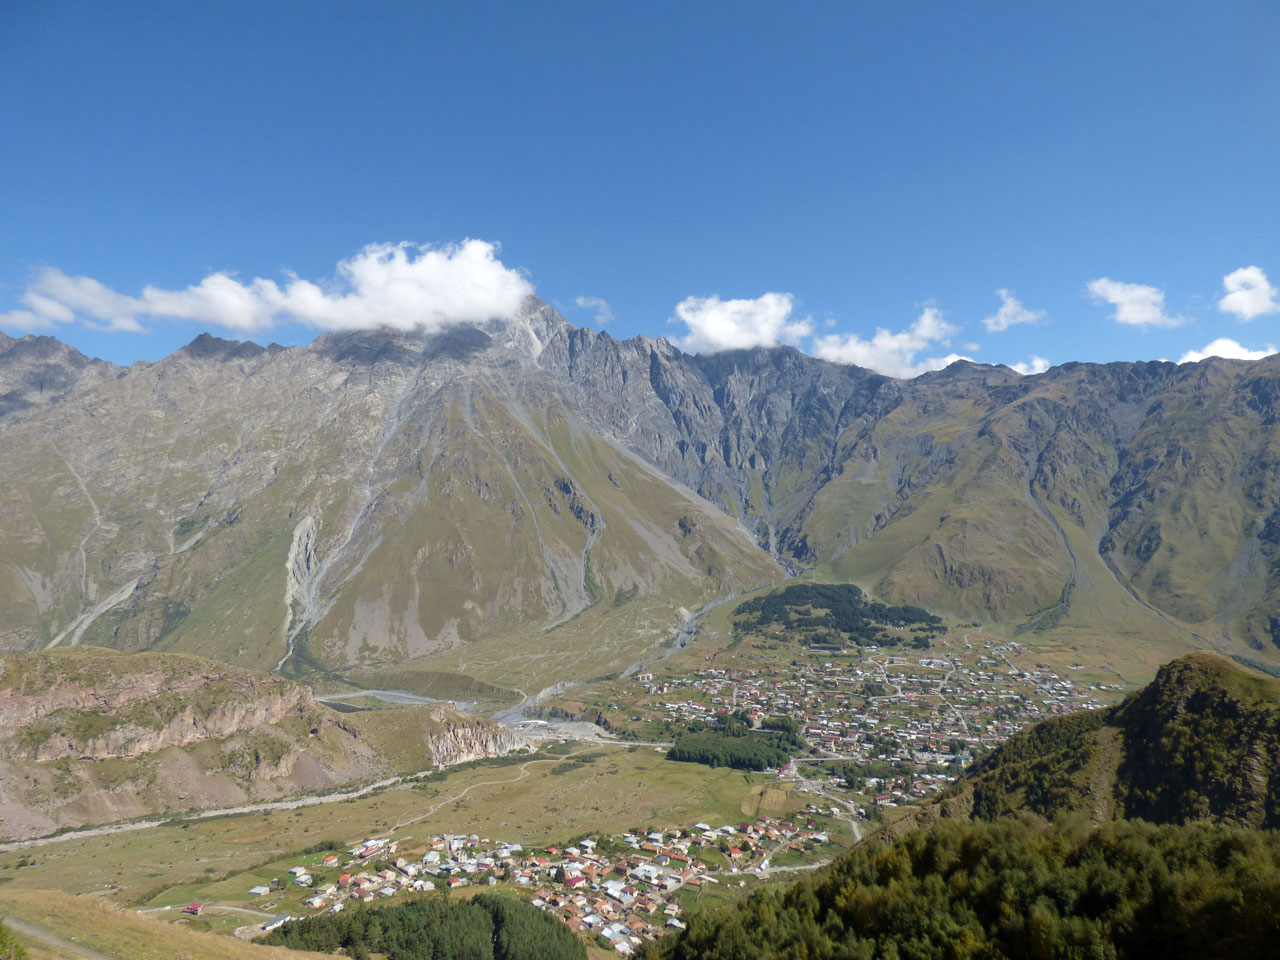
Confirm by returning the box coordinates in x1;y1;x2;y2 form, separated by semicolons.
1;913;117;960
939;655;971;739
749;858;835;877
205;904;275;920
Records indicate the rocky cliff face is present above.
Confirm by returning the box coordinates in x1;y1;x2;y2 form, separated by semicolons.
421;713;526;766
0;649;526;840
4;303;1280;679
0;650;318;761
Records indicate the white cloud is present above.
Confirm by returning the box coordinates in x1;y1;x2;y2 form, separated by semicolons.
984;289;1045;332
1086;277;1185;328
0;240;533;335
811;306;968;378
575;295;614;325
1218;265;1279;321
0;270;146;332
670;292;813;353
1178;337;1277;364
1010;355;1050;375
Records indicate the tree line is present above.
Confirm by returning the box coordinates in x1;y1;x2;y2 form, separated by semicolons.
670;727;788;773
733;583;943;648
258;894;585;960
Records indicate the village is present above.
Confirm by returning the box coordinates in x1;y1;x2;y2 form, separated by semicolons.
174;633;1127;957
228;813;837;955
618;634;1122;809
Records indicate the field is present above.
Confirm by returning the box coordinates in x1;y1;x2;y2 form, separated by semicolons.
0;741;776;910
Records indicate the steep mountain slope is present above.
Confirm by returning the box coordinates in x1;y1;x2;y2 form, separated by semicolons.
4;303;1280;685
0;647;522;840
541;327;1280;661
0;308;783;689
934;652;1280;828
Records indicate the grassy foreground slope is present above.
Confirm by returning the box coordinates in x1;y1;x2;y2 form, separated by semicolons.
0;888;331;960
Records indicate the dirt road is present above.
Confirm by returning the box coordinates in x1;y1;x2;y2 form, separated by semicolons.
1;913;117;960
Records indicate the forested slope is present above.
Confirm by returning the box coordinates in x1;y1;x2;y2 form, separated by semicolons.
651;817;1280;960
954;652;1280;827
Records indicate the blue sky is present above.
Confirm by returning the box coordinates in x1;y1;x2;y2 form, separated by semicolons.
2;1;1277;376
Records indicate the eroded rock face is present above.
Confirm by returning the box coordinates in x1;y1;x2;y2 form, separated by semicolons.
0;652;315;761
427;714;526;766
0;650;527;840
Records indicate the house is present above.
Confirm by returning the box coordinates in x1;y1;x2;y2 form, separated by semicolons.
181;903;203;916
263;915;292;933
249;885;270;896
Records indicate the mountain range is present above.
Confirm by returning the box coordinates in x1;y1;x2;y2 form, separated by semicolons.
4;301;1280;688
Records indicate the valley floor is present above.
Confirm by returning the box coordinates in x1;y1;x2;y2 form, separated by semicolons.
0;605;1163;959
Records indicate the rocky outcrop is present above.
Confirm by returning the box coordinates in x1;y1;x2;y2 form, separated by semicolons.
426;711;525;765
0;651;317;761
0;333;107;419
0;649;527;840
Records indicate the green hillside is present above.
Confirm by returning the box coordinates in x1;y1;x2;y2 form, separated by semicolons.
949;652;1280;827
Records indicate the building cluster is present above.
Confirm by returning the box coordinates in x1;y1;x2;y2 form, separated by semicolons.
638;638;1117;803
253;815;833;955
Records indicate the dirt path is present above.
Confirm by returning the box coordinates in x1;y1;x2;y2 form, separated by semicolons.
1;913;117;960
389;750;593;832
